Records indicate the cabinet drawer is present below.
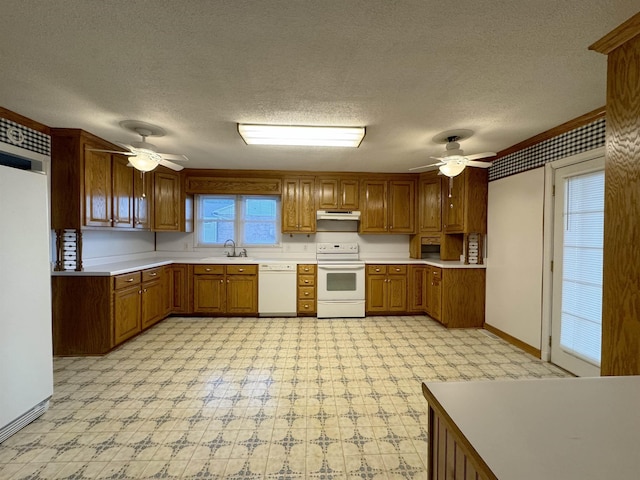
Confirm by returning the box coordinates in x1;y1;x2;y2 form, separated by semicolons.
421;235;441;245
297;299;316;313
226;264;257;275
367;265;387;275
298;286;316;299
388;265;407;275
193;265;224;275
298;275;315;286
431;267;442;280
297;264;316;274
114;271;141;290
142;267;162;283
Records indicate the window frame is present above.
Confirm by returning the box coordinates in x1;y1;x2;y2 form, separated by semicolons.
195;194;281;248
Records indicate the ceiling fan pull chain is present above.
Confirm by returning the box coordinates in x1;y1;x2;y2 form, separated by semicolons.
449;176;453;198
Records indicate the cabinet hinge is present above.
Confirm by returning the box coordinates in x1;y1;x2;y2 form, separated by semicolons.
552;185;555;196
549;336;552;347
550;260;554;272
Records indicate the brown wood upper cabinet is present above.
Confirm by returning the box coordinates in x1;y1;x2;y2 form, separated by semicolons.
153;169;182;231
443;168;488;234
360;179;416;234
52;129;137;230
51;128;151;231
282;176;316;233
418;171;443;233
316;176;359;210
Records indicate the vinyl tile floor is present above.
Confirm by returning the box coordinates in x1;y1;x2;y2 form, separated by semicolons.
0;316;570;479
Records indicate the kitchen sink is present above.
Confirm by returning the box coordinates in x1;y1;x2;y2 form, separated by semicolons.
199;256;254;262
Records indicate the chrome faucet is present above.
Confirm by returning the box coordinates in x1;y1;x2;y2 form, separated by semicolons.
223;239;236;257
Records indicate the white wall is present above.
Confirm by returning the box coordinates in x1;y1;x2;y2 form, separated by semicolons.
486;167;545;350
156;228;410;259
81;230;155;266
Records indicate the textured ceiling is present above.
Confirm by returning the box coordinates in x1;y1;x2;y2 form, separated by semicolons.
0;1;637;172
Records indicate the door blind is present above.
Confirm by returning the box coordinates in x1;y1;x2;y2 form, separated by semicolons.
559;170;604;365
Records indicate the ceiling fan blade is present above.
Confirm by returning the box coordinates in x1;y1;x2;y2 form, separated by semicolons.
408;162;444;171
159;159;185;171
466;160;493;168
87;148;135;156
465;152;496;161
158;153;189;162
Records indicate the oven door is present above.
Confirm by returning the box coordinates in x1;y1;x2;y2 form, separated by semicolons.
317;263;365;301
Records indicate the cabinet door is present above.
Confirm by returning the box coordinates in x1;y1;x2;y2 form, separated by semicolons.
388;274;407;311
318;178;339;209
153;171;180;231
282;178;300;233
193;275;225;313
388;180;415;233
366;274;388;312
428;267;443;322
141;279;163;329
171;264;190;313
282;177;316;233
112;155;134;228
298;178;316;232
408;265;428;312
113;284;141;345
419;174;443;232
134;170;153;230
83;147;112;227
341;179;359;210
443;175;465;233
226;275;257;314
360;180;388;233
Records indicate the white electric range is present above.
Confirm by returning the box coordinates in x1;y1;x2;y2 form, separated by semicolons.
316;242;365;318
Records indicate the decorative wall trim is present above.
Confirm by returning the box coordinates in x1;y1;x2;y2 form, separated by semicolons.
488;117;605;182
0;117;51;156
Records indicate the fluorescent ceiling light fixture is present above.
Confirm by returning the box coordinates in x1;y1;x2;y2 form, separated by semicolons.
238;124;365;147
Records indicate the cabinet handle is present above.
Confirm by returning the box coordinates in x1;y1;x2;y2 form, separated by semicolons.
375;268;381;272
205;268;211;272
143;288;147;293
304;304;309;309
394;268;400;272
304;292;309;296
150;272;157;277
304;268;309;272
126;278;134;282
238;268;244;272
138;290;142;294
304;280;309;284
220;279;224;283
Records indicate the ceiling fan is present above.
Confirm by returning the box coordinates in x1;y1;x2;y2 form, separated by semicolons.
90;120;188;172
410;129;496;177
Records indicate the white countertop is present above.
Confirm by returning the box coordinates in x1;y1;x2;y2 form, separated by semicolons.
52;255;485;276
423;376;640;480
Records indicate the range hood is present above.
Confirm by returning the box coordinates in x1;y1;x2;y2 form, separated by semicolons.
316;210;361;221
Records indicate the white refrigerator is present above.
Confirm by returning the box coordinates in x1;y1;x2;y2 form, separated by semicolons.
0;164;54;443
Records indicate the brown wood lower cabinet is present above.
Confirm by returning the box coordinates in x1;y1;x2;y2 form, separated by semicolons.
366;264;407;314
297;264;316;315
53;267;168;355
426;267;485;328
192;264;258;315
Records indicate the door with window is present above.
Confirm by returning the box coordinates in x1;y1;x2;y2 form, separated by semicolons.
551;156;604;376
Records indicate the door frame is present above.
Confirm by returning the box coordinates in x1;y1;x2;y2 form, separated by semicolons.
541;147;605;362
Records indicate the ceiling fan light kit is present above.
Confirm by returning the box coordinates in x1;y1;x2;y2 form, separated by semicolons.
409;129;496;177
88;120;188;172
237;124;366;147
128;151;162;172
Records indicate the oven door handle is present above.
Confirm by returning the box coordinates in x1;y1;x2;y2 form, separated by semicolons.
318;264;365;270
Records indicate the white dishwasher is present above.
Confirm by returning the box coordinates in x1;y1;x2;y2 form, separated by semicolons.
258;263;297;317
